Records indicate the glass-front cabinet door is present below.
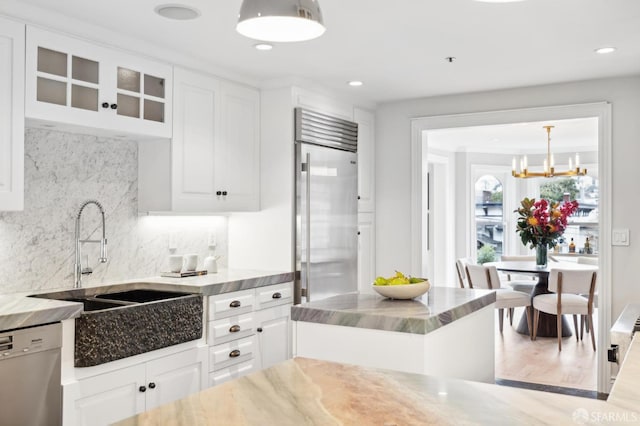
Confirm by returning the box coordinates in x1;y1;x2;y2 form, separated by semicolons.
26;26;172;138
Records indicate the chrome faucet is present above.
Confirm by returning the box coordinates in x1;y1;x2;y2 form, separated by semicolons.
74;200;108;288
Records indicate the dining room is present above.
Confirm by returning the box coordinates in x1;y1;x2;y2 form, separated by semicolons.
418;107;605;396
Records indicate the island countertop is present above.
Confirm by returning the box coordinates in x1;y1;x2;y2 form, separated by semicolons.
116;356;639;426
291;286;496;334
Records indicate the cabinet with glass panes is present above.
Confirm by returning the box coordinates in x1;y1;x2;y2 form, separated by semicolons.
25;26;172;139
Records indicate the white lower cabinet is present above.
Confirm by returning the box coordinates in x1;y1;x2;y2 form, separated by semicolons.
255;304;291;370
206;282;293;387
64;347;207;426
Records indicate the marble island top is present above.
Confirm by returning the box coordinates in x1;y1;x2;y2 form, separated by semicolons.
291;286;496;334
0;269;293;331
117;356;639;426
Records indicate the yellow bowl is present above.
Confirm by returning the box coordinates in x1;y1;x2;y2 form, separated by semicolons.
372;280;430;299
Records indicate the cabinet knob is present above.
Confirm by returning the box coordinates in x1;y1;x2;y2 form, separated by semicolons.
357;231;361;235
229;300;241;308
110;103;118;110
216;191;222;196
358;195;361;200
139;386;146;393
272;292;282;299
229;325;241;333
148;382;156;389
229;349;241;358
101;102;109;109
222;191;228;196
257;327;263;333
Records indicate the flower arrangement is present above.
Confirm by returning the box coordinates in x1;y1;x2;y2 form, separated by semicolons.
515;197;579;249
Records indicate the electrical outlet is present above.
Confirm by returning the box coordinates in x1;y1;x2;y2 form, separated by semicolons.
208;231;217;248
168;231;178;251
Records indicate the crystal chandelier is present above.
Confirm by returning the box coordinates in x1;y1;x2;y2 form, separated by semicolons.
512;125;587;178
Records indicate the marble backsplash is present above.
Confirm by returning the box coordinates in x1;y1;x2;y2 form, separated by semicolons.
0;128;228;294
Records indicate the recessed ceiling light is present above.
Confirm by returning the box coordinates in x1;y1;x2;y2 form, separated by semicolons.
154;4;201;20
594;47;616;54
254;43;273;51
348;81;363;87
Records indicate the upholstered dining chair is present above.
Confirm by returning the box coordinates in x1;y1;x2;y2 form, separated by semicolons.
499;255;537;293
455;258;473;288
576;257;599;339
532;268;597;351
465;264;532;335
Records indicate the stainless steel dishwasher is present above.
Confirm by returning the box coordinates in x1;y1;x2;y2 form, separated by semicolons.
0;322;62;426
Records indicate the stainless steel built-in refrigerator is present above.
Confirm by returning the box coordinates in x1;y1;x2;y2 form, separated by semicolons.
294;108;359;304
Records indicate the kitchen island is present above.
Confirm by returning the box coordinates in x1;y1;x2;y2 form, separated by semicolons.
116;356;639;426
292;287;497;383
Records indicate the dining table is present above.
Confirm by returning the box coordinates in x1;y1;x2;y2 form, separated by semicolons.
487;260;596;338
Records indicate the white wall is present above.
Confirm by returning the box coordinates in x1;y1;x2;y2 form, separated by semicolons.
376;75;640;320
0;128;228;293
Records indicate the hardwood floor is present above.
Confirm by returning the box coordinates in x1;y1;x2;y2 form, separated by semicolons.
494;307;597;391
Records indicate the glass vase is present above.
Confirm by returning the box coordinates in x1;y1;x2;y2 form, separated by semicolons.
535;245;548;268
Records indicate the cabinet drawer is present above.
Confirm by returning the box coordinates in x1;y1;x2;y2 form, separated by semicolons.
209;289;255;320
256;282;293;310
208;360;256;388
208;313;255;345
209;336;254;371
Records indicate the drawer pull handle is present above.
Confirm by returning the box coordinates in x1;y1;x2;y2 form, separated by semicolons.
229;349;241;358
229;325;241;333
230;300;241;308
272;292;282;299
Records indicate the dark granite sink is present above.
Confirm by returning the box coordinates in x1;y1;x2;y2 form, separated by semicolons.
30;288;203;367
95;289;187;303
62;297;130;312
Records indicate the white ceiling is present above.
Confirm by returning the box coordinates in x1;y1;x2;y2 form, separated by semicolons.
5;0;640;104
427;117;599;154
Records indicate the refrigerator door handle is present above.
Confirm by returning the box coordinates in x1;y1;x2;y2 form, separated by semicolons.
305;152;312;301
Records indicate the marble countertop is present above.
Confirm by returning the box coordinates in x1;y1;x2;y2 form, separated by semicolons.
608;333;640;412
0;294;83;331
0;269;293;331
291;286;496;334
116;356;639;426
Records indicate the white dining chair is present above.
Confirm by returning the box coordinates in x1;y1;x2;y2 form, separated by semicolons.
465;264;532;335
455;258;473;288
499;255;537;294
532;268;597;351
576;257;599;338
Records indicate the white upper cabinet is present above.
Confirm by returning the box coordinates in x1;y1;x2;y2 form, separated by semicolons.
25;26;172;139
0;17;25;211
139;67;259;213
354;107;375;213
217;81;260;211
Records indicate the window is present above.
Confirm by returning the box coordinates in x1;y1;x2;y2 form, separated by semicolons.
539;176;599;254
475;175;503;262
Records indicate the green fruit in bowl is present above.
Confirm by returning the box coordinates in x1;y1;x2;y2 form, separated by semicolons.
389;277;410;285
374;271;427;286
374;276;389;286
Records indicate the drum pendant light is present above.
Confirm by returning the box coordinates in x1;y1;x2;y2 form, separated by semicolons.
237;0;325;42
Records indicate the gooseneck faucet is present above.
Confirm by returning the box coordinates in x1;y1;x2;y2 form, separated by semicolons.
74;200;108;288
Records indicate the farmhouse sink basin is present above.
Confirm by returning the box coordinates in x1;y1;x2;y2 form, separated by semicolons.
94;289;187;303
62;297;129;312
30;287;203;367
